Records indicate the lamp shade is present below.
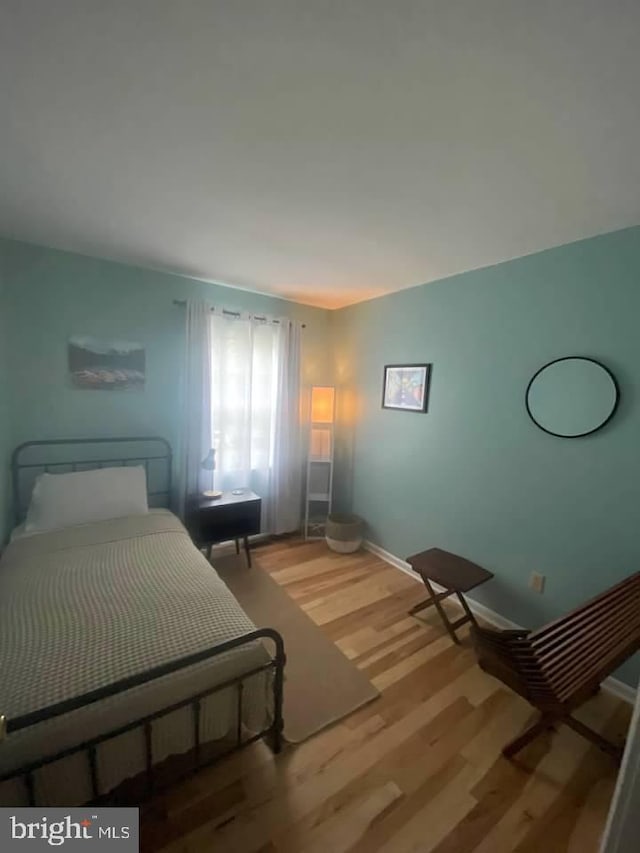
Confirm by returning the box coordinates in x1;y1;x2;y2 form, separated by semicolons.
201;448;216;470
311;386;335;423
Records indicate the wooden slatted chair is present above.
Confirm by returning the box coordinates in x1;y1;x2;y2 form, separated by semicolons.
470;571;640;761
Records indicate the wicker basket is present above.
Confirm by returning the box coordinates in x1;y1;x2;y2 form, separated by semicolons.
325;513;364;553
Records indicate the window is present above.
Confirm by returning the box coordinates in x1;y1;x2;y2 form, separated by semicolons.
181;298;301;533
209;313;279;493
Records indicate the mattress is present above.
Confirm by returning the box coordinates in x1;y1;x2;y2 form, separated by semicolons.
0;510;273;805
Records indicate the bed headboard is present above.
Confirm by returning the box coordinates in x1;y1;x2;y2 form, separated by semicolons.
11;437;173;525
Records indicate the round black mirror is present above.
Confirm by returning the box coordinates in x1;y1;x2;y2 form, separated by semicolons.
526;357;619;438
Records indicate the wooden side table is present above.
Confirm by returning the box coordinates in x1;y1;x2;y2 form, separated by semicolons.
406;547;494;644
186;491;261;567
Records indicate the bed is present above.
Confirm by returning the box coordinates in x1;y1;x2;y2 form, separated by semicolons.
0;437;285;807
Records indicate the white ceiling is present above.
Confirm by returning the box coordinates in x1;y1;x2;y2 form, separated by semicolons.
2;1;640;309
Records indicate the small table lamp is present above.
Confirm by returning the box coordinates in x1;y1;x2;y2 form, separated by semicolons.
201;448;222;499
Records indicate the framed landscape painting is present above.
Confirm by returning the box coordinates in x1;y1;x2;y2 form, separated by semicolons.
382;363;431;412
68;335;145;390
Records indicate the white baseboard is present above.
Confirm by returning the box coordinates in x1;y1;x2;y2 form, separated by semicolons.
604;676;638;705
364;539;637;706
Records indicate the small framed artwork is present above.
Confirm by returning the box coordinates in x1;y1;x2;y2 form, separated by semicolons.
382;363;431;412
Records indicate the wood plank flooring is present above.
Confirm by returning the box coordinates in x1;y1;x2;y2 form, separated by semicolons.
141;538;630;853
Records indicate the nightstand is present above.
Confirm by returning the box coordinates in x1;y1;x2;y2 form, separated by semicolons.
186;491;262;567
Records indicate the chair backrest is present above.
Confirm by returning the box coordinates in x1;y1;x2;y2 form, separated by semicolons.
472;571;640;710
531;571;640;704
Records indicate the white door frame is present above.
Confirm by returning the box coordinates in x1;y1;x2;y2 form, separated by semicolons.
600;678;640;852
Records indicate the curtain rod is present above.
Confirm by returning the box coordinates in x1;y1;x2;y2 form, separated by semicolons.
172;299;306;328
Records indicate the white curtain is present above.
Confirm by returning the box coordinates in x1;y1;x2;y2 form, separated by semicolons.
210;312;302;534
179;300;213;515
268;319;302;533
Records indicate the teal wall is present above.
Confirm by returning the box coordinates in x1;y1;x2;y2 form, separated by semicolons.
2;229;639;686
331;226;640;687
0;238;331;537
0;251;10;543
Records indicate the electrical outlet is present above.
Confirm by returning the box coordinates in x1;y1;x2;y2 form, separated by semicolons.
529;572;545;594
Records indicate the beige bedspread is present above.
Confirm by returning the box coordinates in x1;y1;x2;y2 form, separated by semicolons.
0;510;272;803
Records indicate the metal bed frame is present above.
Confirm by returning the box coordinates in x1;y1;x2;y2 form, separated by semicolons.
11;436;174;525
1;437;286;806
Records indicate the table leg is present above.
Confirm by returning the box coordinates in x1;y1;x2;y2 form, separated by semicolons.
455;590;478;627
408;599;435;616
235;539;240;555
244;535;251;568
423;578;461;645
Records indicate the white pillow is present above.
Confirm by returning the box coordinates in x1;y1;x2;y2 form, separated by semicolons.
25;466;149;533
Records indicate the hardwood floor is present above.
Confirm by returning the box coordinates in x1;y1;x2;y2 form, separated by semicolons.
141;538;630;853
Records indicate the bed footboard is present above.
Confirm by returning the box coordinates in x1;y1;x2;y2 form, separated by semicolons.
0;628;285;806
